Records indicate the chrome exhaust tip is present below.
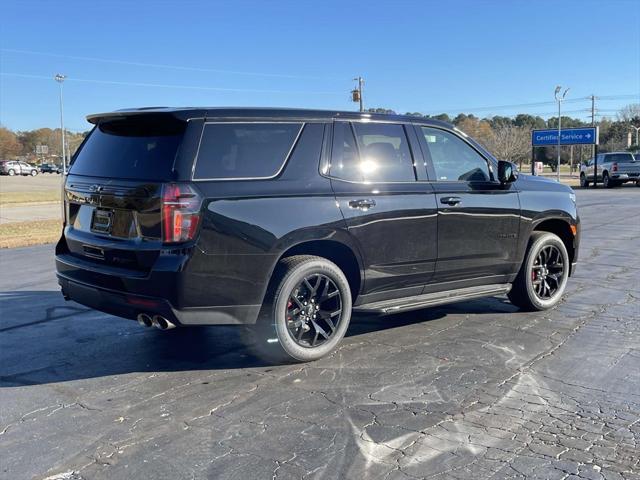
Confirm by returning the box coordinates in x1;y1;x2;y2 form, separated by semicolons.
137;313;153;327
152;315;176;330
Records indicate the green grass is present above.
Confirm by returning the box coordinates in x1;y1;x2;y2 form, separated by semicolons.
0;219;62;248
0;190;61;205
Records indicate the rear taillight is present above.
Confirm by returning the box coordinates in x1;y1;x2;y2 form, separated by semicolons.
612;162;618;172
162;184;202;244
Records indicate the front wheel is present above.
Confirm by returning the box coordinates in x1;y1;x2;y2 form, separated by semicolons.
579;173;589;188
30;170;37;176
251;255;352;363
508;232;570;311
603;172;612;188
8;169;15;176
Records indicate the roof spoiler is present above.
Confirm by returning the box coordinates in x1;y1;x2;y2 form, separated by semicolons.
86;109;196;125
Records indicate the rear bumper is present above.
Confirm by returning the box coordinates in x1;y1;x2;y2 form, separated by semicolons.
611;173;640;181
55;252;262;325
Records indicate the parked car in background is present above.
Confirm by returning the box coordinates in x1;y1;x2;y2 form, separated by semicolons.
56;107;580;362
39;163;62;174
580;152;640;188
0;160;39;176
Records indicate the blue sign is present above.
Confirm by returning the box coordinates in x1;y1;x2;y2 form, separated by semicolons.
531;127;599;146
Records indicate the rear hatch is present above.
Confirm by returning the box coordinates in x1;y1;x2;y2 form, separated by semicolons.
61;114;202;271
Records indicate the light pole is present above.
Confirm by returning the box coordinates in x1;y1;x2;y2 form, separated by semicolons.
54;74;67;173
631;125;640;149
554;86;569;182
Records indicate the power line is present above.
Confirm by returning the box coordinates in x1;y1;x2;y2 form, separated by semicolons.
0;72;342;96
422;94;639;115
0;48;342;81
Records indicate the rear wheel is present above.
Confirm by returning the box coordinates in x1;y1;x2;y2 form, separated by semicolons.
8;169;15;176
30;170;37;176
508;232;569;311
250;255;352;363
603;172;612;188
579;173;589;188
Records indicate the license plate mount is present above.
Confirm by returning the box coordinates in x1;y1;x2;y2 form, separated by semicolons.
91;209;113;234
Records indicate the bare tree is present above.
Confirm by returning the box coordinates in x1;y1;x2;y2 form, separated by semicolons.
617;103;640;123
485;124;530;168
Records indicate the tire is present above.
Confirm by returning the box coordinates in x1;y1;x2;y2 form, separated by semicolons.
250;255;352;363
579;173;589;188
30;170;37;176
508;232;570;311
8;169;15;176
603;172;612;188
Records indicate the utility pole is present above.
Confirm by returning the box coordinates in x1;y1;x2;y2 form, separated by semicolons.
554;86;569;182
54;74;67;173
570;145;574;176
351;76;364;112
590;94;598;188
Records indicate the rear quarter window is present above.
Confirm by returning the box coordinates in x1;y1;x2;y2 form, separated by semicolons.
193;122;302;179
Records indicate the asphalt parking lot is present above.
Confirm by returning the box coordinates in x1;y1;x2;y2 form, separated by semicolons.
1;188;638;480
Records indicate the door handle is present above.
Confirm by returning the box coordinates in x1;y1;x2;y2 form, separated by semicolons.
348;199;376;210
440;196;462;206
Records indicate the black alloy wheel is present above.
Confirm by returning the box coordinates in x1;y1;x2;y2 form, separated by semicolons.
531;244;564;300
285;273;343;348
249;255;353;363
508;231;570;311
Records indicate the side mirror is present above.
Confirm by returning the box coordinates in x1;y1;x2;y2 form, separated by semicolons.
497;160;518;183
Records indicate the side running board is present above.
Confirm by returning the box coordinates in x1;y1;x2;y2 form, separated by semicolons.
353;283;512;314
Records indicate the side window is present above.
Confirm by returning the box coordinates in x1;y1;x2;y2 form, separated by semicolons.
420;127;490;182
329;122;361;181
330;122;415;182
194;122;302;179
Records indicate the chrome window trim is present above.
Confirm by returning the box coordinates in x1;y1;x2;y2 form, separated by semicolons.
191;121;305;182
321;120;422;185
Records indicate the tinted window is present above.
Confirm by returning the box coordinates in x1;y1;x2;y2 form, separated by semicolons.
194;123;302;179
421;127;490;182
330;122;415;182
329;122;361;181
70;118;185;180
608;153;635;163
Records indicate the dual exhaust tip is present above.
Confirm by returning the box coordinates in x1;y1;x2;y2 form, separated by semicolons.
137;313;176;330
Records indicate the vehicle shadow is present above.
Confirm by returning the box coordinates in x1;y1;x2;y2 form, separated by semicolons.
0;290;517;386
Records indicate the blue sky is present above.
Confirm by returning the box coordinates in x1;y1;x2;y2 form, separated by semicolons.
1;0;639;131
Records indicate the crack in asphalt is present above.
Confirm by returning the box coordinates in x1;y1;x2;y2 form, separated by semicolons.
1;190;639;480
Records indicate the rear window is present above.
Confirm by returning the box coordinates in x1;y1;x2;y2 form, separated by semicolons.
193;122;302;179
70;117;185;180
608;153;635;162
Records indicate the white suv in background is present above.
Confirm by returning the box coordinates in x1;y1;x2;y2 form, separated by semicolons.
0;161;39;176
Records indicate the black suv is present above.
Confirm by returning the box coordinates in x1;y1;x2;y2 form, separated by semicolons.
39;163;62;174
56;108;580;362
